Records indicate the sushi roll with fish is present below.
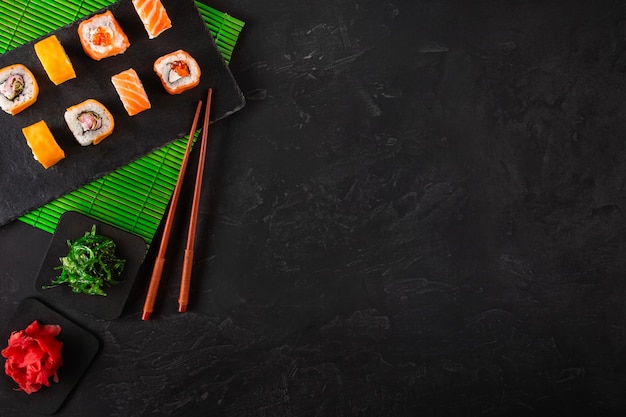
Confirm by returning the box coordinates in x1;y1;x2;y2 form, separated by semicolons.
64;99;114;146
78;10;130;61
131;0;172;39
153;50;201;95
22;120;65;169
0;64;39;115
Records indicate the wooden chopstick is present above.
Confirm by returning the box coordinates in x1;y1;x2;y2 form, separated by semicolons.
142;100;203;321
179;88;212;312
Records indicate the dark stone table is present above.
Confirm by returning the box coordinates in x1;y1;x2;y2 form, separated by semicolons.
1;0;625;415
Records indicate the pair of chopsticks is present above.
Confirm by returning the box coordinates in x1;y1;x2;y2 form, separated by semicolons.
142;88;213;320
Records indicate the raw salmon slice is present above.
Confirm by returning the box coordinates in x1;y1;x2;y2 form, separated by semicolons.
132;0;172;39
111;68;151;116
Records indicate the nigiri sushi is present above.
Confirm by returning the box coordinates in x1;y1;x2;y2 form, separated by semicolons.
132;0;172;39
111;68;151;116
22;120;65;169
34;35;76;85
78;10;130;61
0;64;39;115
153;50;201;95
64;99;114;146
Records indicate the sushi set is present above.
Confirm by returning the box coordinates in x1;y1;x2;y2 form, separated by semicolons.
0;0;245;227
0;1;245;413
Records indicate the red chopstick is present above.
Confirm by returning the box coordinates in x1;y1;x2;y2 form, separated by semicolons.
179;88;212;312
142;100;203;321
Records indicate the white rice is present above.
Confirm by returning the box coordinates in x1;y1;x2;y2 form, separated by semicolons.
0;65;37;115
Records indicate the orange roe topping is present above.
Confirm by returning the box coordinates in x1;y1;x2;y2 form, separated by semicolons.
170;61;190;77
91;27;112;46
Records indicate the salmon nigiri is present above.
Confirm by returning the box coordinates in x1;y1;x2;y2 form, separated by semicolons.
111;68;151;116
131;0;172;39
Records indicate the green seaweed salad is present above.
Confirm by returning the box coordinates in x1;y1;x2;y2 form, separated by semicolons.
46;225;126;296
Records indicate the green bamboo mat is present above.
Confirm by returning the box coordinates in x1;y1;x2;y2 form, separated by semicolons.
0;0;244;244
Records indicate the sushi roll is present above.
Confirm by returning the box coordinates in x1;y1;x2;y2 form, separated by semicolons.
34;35;76;85
78;10;130;61
132;0;172;39
22;120;65;169
0;64;39;115
153;50;201;95
64;99;114;146
111;68;151;116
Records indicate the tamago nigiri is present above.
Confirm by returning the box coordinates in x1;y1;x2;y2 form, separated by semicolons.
34;35;76;85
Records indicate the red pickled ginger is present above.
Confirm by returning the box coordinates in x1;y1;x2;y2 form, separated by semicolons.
1;320;63;394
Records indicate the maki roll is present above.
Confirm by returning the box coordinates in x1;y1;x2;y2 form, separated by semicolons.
132;0;172;39
22;120;65;169
64;99;114;146
78;10;130;61
34;35;76;85
153;50;201;95
0;64;39;115
111;68;151;116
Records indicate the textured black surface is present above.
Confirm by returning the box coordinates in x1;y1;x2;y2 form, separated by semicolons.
2;0;626;415
0;0;244;226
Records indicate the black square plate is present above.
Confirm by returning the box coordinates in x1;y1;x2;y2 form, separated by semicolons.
0;297;100;415
35;211;147;320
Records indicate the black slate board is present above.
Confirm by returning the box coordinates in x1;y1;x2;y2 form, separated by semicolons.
0;297;100;414
0;0;245;227
35;211;147;320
